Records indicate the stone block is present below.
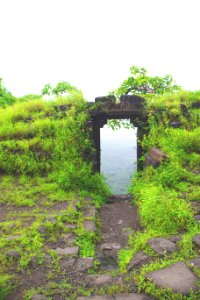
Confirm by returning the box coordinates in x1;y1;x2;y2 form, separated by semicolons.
128;251;150;271
148;238;178;255
146;262;198;294
55;246;79;256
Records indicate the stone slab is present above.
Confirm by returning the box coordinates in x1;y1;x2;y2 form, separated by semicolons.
189;257;200;268
146;262;198;294
83;220;96;232
76;258;94;271
148;238;178;255
101;243;121;251
55;246;79;256
128;251;150;271
192;234;200;247
86;275;112;286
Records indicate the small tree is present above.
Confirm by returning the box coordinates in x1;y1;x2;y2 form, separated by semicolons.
41;81;79;96
0;78;16;107
114;65;180;98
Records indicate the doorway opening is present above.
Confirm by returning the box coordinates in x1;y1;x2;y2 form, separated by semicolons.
100;119;137;194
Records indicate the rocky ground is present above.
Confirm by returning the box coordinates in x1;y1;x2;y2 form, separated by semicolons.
1;195;200;300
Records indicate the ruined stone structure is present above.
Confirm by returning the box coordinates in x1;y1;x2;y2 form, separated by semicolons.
87;95;149;172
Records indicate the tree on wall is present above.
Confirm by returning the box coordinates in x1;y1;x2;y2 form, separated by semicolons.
41;81;80;96
113;65;180;98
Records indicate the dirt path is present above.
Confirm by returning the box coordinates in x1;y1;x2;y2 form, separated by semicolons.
96;195;142;271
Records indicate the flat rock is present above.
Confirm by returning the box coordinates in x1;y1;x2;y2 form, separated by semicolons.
189;257;200;268
76;257;94;271
37;225;47;234
44;255;52;264
114;293;151;300
7;250;21;258
101;243;121;251
55;246;79;256
168;235;182;243
83;220;96;232
128;251;150;271
83;205;96;218
146;262;198;294
60;258;75;270
86;275;112;286
192;234;200;247
194;215;200;221
148;238;178;255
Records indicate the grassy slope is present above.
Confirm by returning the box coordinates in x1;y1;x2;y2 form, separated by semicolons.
119;90;200;299
0;90;199;299
0;94;110;299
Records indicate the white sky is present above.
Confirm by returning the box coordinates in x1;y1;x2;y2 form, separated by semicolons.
1;0;200;101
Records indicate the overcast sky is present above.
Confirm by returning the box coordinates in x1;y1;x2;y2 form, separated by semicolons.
1;0;200;101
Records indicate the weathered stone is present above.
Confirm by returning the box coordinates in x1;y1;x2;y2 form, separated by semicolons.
96;252;118;271
77;296;114;300
31;295;47;300
189;257;200;268
192;234;200;247
95;95;116;104
44;255;52;264
145;155;159;168
114;293;151;300
146;262;198;294
7;250;20;258
86;275;112;286
168;235;182;243
101;243;121;251
5;234;22;241
170;121;182;128
149;148;168;163
60;258;75;270
83;220;96;232
148;238;178;255
128;251;150;271
61;233;76;245
46;216;57;224
83;205;96;218
191;101;200;108
76;257;94;271
194;215;200;221
37;225;47;234
120;95;145;109
55;246;79;256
